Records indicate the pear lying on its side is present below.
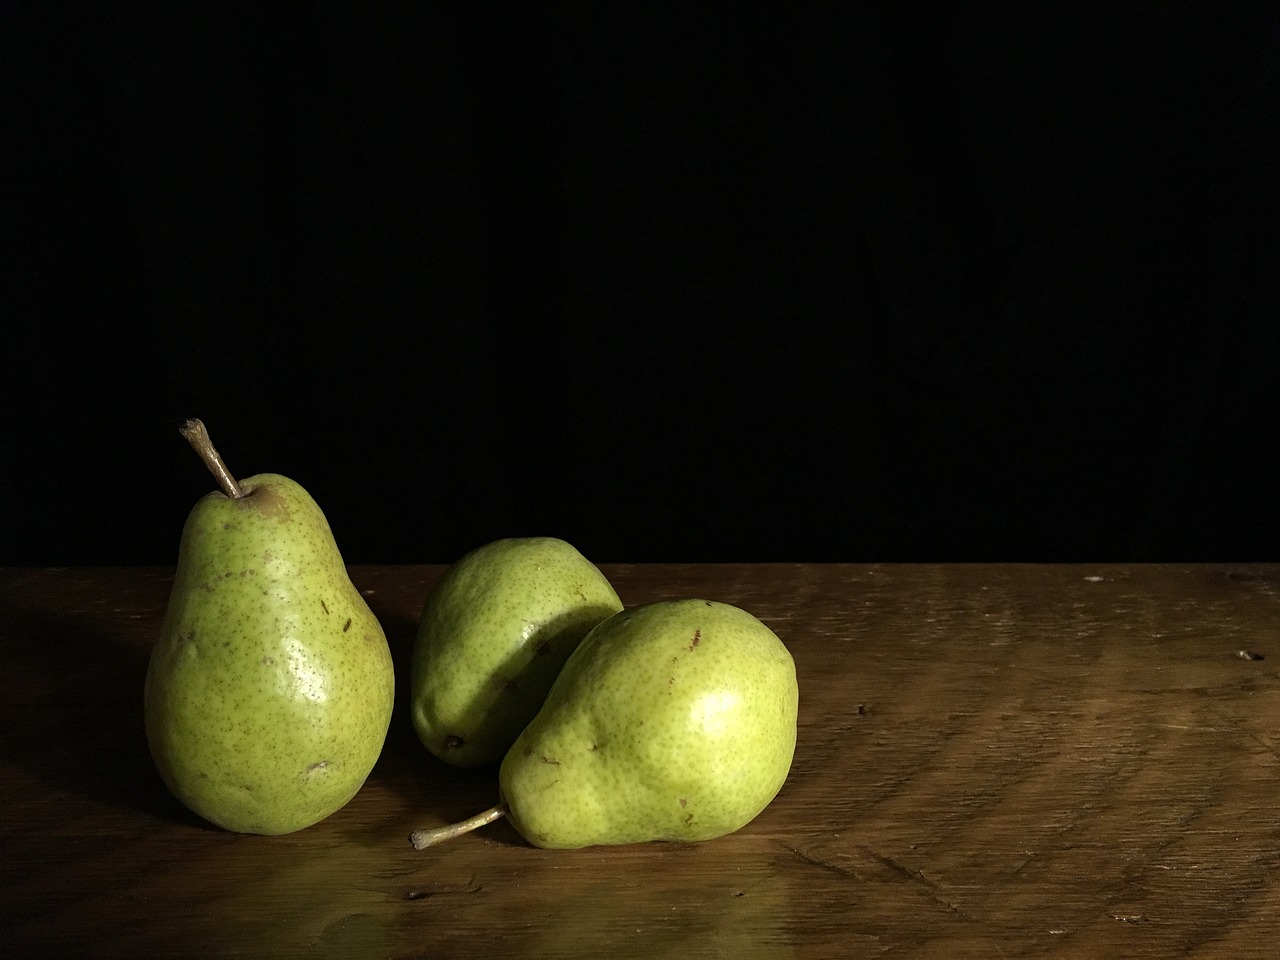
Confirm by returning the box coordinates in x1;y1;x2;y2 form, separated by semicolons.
411;598;798;850
144;420;395;835
410;537;622;768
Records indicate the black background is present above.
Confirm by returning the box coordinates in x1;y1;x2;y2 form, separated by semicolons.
5;5;1279;566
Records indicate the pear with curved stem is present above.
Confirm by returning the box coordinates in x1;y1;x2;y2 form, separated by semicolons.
410;598;797;850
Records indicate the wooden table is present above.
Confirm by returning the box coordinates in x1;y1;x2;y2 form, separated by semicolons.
3;563;1280;958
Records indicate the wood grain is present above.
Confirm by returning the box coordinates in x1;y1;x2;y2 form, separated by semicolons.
3;563;1280;958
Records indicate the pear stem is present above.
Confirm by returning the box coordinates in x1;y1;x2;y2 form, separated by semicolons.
409;803;507;850
180;419;244;500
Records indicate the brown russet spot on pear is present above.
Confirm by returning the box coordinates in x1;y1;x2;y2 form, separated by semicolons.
239;482;292;522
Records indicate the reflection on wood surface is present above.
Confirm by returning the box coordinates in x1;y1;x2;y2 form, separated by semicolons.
2;563;1279;957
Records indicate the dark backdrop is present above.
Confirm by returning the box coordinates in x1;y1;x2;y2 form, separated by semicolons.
5;5;1279;565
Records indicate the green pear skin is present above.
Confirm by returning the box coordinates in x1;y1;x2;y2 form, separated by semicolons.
411;537;623;767
144;473;395;835
498;598;798;849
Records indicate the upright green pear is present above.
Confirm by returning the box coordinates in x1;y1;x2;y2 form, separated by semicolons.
410;598;798;850
410;537;623;768
144;420;395;835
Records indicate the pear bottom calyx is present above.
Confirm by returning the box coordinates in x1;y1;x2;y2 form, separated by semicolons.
410;803;507;849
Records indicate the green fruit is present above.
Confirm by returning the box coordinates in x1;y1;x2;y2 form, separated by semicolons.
144;420;395;835
409;598;798;851
410;537;623;768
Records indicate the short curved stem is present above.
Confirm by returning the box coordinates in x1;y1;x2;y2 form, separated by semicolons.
409;803;507;850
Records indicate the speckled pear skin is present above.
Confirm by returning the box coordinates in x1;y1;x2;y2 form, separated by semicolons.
498;598;798;849
144;474;395;835
410;537;623;768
